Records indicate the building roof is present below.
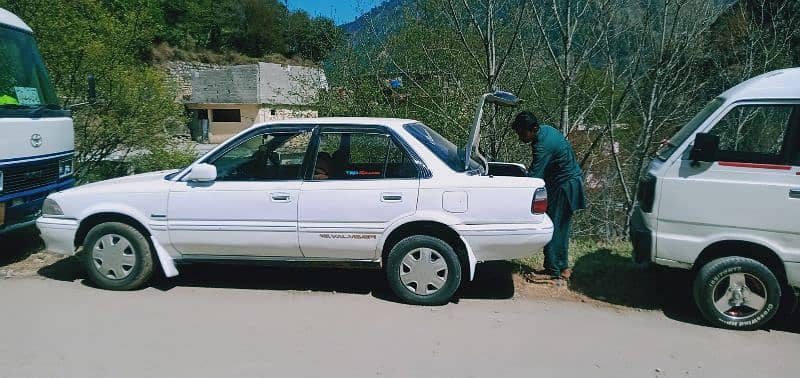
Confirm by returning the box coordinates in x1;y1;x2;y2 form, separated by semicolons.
189;62;328;106
720;68;800;101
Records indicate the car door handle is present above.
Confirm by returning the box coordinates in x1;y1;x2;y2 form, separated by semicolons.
270;192;292;202
790;189;800;199
381;193;403;202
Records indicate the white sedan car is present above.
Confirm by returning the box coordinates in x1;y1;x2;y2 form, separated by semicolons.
37;117;552;305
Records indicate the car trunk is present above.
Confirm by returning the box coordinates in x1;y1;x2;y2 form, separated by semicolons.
486;162;527;177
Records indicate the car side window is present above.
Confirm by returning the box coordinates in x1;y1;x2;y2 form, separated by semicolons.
708;105;794;164
212;131;311;181
312;131;418;180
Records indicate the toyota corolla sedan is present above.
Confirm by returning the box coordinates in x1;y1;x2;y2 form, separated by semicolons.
36;117;553;305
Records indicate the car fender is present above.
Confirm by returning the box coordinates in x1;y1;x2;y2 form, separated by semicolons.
379;210;478;280
78;203;179;278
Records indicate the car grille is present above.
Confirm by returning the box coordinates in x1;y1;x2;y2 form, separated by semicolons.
3;162;59;194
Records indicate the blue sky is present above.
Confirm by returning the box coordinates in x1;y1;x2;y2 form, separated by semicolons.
285;0;385;25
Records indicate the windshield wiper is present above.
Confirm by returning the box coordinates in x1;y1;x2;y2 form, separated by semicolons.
29;103;64;117
0;103;64;116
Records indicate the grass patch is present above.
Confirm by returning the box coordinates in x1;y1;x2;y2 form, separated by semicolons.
514;240;674;309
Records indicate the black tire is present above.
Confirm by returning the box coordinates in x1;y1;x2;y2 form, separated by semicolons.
693;257;781;330
385;235;462;305
83;222;155;291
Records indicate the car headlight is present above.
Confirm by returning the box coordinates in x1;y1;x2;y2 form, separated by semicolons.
59;158;74;178
42;198;64;216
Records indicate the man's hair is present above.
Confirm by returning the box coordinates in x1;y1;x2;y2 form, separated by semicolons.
512;111;539;131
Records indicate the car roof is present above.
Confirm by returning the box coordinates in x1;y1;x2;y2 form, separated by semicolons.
255;117;420;131
0;8;33;33
721;68;800;101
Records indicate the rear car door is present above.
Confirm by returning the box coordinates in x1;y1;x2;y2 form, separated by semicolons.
657;102;800;263
298;126;420;259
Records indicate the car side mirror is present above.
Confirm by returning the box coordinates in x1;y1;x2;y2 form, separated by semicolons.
186;163;217;182
689;133;719;163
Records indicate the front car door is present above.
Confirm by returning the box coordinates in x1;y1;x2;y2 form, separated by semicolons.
167;126;313;257
298;125;421;260
657;101;800;264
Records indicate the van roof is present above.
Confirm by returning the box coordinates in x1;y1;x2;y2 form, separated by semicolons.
721;68;800;101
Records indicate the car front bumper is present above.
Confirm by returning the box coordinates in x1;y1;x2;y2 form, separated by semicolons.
36;217;79;256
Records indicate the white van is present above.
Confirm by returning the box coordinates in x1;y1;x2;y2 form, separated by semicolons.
630;68;800;330
0;9;74;235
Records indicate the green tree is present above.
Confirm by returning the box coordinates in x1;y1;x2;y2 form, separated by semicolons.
1;0;193;182
225;0;288;57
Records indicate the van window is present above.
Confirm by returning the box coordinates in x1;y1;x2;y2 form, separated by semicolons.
708;105;794;164
657;98;724;161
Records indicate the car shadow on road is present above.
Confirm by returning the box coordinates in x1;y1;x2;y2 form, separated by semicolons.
0;226;43;268
569;248;800;334
151;260;515;304
37;254;85;281
38;257;516;305
157;260;516;304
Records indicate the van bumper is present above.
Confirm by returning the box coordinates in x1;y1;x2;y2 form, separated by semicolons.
629;206;654;264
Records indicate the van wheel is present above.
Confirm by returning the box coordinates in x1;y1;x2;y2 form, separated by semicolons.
386;235;462;305
83;222;154;291
693;257;780;330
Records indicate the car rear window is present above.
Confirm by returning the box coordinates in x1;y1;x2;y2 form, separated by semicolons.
403;123;479;172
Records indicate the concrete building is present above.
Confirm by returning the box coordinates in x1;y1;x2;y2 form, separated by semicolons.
186;62;327;143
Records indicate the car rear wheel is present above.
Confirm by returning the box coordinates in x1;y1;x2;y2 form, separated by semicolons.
693;257;781;330
386;235;462;305
83;222;154;291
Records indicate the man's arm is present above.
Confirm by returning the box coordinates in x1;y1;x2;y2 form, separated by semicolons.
528;142;552;179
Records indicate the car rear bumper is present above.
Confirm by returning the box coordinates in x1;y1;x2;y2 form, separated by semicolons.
455;222;553;261
36;217;78;255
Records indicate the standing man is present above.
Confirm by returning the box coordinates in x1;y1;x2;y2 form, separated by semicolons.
511;111;586;281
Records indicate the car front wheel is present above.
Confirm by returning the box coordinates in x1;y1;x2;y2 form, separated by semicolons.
386;235;462;305
83;222;155;291
693;257;781;330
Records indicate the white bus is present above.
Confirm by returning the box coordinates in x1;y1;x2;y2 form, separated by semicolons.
0;8;74;235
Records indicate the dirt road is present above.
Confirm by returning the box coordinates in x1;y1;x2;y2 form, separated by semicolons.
1;273;798;378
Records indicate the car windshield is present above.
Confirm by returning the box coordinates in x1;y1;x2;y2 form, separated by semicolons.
404;122;480;172
656;98;725;161
0;25;60;114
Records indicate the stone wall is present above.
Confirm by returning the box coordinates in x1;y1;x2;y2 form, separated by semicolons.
163;61;223;102
190;64;261;104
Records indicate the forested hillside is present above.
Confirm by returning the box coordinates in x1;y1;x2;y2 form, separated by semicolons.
0;0;344;181
0;0;796;239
